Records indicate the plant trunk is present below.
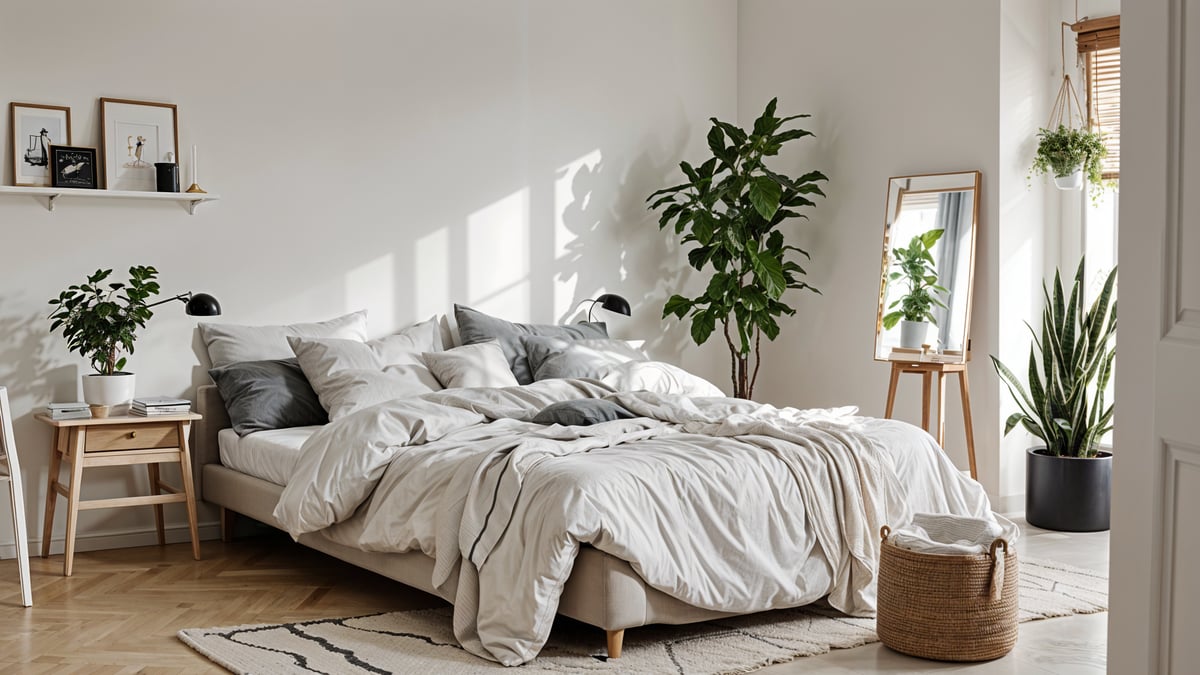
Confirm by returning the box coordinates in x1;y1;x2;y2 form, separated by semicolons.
733;353;749;399
725;327;763;400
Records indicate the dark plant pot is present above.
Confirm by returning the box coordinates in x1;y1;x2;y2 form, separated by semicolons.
1026;447;1111;532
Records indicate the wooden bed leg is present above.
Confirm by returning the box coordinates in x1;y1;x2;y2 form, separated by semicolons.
220;507;236;543
606;629;624;659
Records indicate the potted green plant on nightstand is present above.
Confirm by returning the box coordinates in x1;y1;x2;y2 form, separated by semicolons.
47;266;160;417
882;228;947;349
991;258;1117;531
1031;125;1107;193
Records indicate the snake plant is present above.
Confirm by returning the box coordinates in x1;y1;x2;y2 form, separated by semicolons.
991;259;1117;458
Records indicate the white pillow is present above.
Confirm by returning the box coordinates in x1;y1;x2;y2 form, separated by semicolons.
600;361;725;398
289;318;444;420
422;342;520;389
199;310;368;368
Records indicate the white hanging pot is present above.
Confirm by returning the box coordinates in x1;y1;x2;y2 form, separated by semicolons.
1054;166;1084;190
82;372;135;417
899;320;932;349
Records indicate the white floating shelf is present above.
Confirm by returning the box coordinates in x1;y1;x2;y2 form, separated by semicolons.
0;185;220;215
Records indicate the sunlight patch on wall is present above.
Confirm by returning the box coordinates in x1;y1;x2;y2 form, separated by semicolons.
415;227;450;321
468;187;530;319
554;149;603;317
345;253;394;334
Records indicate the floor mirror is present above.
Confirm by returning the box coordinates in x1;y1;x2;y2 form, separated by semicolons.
874;170;981;478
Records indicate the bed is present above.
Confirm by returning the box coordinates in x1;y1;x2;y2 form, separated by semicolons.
195;384;750;661
190;307;996;666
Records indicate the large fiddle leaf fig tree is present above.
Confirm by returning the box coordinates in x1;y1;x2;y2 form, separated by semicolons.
648;98;827;399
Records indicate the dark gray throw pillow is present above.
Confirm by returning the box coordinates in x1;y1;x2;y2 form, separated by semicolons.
454;304;608;385
208;358;328;436
532;399;636;426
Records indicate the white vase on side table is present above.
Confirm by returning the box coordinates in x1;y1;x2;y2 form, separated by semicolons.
81;372;135;418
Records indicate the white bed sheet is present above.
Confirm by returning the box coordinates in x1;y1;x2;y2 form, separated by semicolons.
217;426;320;486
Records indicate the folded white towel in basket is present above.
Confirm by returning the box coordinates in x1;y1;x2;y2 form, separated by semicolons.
888;512;1020;556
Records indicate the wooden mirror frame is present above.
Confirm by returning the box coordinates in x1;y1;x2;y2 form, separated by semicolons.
873;170;981;363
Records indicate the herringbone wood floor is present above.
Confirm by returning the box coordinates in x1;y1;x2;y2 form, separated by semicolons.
0;534;446;673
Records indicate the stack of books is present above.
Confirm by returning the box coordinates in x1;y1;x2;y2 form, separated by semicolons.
131;396;192;417
46;402;92;421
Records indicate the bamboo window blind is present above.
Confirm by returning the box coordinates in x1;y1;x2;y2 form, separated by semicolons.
1073;15;1120;180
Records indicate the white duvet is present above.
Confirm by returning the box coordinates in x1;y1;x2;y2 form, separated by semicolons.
273;379;993;665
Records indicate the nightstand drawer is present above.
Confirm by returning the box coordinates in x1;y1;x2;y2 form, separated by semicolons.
85;423;178;452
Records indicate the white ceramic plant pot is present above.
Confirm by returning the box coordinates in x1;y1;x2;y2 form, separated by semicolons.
1054;168;1084;190
81;372;135;418
899;320;931;349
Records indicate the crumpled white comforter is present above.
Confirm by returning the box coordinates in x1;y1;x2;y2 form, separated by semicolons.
273;379;994;665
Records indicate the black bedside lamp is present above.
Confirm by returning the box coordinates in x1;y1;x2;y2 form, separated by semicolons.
147;291;222;316
585;293;631;322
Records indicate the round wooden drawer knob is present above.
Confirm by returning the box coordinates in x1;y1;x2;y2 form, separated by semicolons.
128;431;138;439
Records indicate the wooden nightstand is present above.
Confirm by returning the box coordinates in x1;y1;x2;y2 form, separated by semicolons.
35;412;202;576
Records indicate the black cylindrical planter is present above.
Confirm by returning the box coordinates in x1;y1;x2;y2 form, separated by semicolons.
1026;447;1112;532
155;162;180;192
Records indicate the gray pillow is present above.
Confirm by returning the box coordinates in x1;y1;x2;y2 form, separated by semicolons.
208;358;328;436
454;304;607;385
532;399;636;427
523;336;647;381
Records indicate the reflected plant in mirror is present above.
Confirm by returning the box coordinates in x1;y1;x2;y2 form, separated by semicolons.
882;229;948;349
874;172;980;362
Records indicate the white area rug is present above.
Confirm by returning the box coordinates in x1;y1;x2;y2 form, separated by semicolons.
179;557;1107;675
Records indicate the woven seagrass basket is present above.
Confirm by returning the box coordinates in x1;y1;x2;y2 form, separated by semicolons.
876;525;1019;661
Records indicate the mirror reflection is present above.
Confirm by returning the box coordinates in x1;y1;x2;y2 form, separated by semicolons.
874;171;980;362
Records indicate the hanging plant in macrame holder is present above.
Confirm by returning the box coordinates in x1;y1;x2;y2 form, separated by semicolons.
1030;20;1107;193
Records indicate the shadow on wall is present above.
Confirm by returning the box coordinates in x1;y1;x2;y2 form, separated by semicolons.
0;310;69;509
553;128;696;363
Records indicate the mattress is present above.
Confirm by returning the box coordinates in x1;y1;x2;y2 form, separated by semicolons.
217;426;320;486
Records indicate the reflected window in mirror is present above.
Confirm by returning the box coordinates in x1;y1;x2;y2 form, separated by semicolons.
875;171;981;363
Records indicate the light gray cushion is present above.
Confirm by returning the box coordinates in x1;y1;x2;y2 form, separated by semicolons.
454;304;607;385
523;337;648;381
289;318;444;420
207;358;327;436
532;399;637;426
199;310;368;368
422;341;520;389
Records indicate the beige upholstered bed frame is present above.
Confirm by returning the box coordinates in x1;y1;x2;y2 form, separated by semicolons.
193;384;738;658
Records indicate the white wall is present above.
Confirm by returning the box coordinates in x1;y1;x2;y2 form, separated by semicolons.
737;0;1004;490
0;0;738;554
996;0;1061;503
737;0;1061;503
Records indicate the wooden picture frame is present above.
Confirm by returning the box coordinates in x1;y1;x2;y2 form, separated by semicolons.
9;102;72;187
99;98;178;191
49;145;99;189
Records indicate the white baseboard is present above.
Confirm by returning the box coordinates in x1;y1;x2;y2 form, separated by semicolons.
0;520;221;560
991;493;1025;516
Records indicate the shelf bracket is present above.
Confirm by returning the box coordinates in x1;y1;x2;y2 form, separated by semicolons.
46;193;60;212
187;199;200;216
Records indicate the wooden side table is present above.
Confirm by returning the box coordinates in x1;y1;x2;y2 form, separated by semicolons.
35;412;202;576
884;361;977;480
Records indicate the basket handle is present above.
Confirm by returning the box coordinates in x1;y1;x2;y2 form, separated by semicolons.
988;538;1009;601
880;525;891;543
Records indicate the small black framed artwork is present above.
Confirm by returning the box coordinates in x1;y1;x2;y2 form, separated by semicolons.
50;145;99;189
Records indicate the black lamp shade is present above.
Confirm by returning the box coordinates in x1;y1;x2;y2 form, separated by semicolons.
595;293;631;317
185;292;222;316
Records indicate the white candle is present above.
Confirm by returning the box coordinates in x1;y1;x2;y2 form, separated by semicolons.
191;145;199;185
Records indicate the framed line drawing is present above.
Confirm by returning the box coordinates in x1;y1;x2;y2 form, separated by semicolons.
100;98;178;191
10;102;72;187
50;145;99;189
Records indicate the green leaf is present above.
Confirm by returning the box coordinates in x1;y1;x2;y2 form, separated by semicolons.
748;177;782;220
663;295;692;319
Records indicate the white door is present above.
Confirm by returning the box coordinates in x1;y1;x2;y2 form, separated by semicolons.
1110;1;1200;672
